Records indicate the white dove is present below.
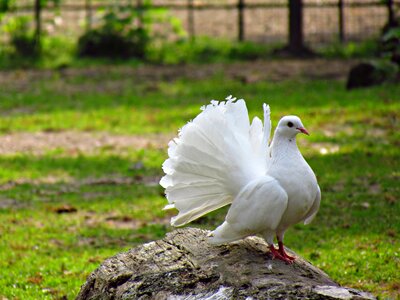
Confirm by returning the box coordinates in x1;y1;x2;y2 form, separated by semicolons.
160;96;320;263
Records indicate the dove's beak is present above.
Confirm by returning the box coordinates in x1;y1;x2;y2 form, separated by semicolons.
297;127;310;135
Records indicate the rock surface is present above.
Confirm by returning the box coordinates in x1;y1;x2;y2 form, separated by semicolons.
76;228;375;300
346;61;398;90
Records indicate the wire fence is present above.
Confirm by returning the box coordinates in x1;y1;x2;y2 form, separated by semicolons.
2;0;400;46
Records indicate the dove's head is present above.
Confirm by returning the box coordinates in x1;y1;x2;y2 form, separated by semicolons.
276;116;309;138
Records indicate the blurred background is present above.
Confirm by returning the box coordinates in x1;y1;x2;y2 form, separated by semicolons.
0;0;399;64
0;1;399;299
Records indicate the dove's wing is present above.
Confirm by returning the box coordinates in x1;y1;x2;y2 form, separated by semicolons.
160;98;270;226
304;185;321;225
209;176;288;245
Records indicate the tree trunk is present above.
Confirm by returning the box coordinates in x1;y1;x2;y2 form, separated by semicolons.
187;0;195;41
289;0;303;53
77;228;375;300
238;0;245;41
386;0;395;28
85;0;92;31
34;0;41;54
274;0;314;56
338;0;345;43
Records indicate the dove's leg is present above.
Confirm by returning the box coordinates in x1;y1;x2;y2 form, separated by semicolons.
278;242;295;260
265;234;293;264
268;244;293;264
276;232;296;261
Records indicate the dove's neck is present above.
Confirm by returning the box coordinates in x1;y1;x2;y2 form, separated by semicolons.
270;133;302;163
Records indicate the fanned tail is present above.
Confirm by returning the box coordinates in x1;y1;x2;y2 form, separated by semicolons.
160;96;271;226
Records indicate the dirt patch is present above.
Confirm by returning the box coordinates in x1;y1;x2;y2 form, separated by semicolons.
0;198;28;209
0;175;162;212
0;177;75;192
0;175;161;191
61;58;355;82
0;59;356;93
0;131;173;155
84;175;161;187
83;211;145;230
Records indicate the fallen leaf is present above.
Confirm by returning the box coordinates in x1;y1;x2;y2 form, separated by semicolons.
27;273;43;285
52;205;77;214
384;193;396;205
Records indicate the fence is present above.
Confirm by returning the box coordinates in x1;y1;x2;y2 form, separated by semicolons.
2;0;400;46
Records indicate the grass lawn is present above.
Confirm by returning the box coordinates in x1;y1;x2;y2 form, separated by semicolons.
0;61;399;299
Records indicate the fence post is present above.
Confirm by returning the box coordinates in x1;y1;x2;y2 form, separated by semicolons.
386;0;395;27
338;0;344;43
238;0;245;41
188;0;195;41
85;0;92;31
137;0;143;29
34;0;41;53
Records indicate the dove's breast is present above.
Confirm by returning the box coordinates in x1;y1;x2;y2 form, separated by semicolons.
268;157;318;230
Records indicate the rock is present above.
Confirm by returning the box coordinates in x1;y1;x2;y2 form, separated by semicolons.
346;62;384;90
76;228;375;300
346;61;398;90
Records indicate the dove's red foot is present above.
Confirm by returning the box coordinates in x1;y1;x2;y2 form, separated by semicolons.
278;241;296;261
268;245;294;264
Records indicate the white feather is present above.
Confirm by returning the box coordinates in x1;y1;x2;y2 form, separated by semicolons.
160;98;270;226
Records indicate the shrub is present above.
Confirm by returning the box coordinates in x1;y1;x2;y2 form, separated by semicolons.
229;42;269;60
77;26;148;59
4;16;38;57
78;0;178;60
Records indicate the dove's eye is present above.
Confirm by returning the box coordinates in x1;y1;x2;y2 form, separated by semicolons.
287;122;293;128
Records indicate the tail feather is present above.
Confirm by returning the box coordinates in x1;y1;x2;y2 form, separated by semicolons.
167;182;226;204
180;123;225;154
171;158;228;181
162;145;228;189
171;194;232;226
170;192;229;213
160;97;270;226
166;145;228;176
161;172;215;189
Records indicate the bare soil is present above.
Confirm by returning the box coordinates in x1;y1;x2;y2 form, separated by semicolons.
0;59;356;93
0;131;173;155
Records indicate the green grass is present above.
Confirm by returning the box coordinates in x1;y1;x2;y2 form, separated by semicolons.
0;65;399;299
318;39;379;59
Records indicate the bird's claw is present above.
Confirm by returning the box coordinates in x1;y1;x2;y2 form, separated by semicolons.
278;241;296;261
269;245;295;264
